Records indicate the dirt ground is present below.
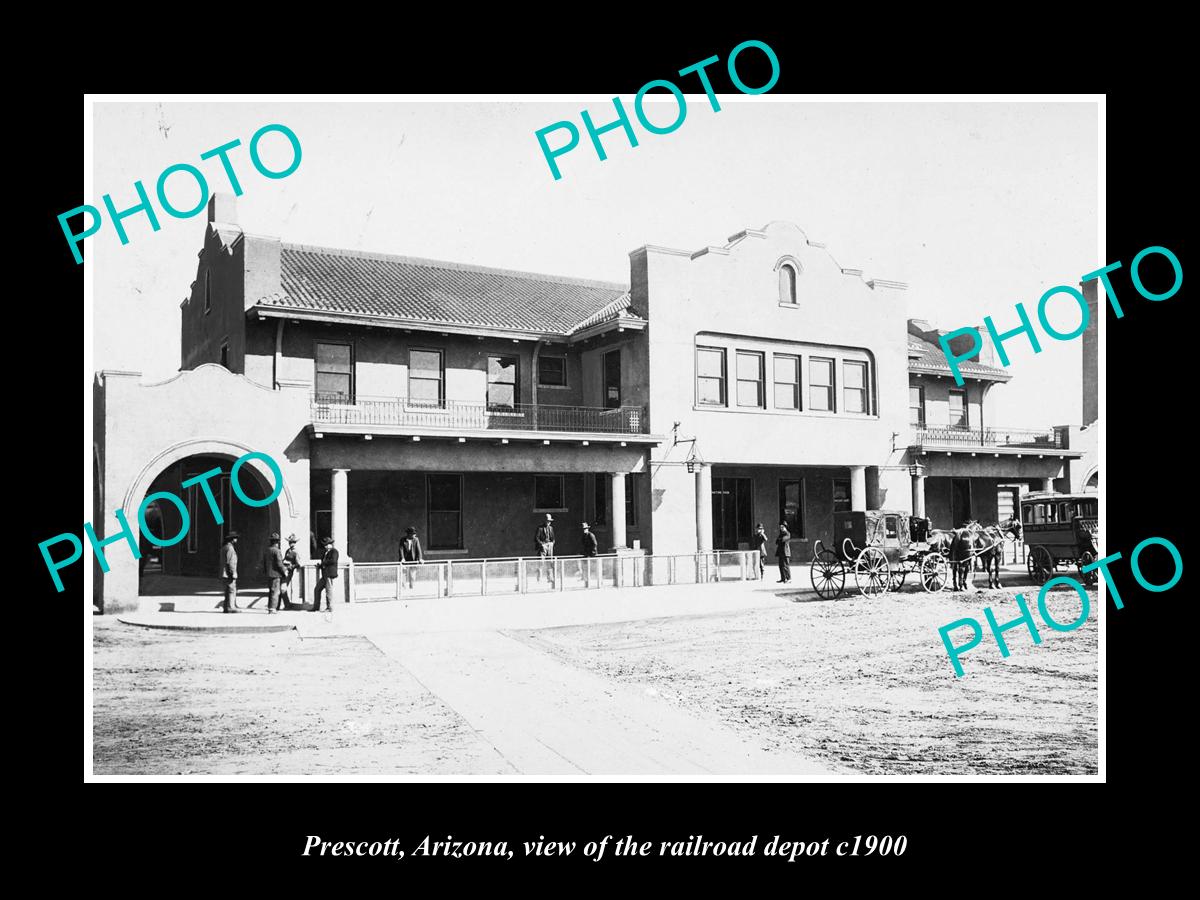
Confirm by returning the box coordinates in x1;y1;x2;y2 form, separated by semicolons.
515;586;1099;775
91;618;511;775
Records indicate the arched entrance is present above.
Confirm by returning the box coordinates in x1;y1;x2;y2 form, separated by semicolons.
119;439;297;609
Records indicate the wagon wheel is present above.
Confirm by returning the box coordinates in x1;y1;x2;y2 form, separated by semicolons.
810;548;846;600
1078;550;1098;587
1028;545;1054;585
854;547;890;597
888;566;908;591
921;553;949;592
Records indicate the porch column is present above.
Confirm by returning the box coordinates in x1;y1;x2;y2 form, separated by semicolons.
331;468;350;552
1042;477;1055;492
609;473;627;551
911;472;926;518
695;463;713;552
849;465;867;512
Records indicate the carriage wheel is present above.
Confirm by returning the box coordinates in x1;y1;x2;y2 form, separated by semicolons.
888;567;908;591
1078;550;1098;587
921;553;949;592
854;547;890;597
810;548;846;600
1028;545;1054;585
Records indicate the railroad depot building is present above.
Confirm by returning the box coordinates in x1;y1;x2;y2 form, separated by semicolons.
92;196;1082;611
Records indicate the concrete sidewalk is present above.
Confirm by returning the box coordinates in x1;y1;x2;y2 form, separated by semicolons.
370;629;836;776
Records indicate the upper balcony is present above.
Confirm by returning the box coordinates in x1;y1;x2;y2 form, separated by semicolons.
910;424;1066;452
310;394;654;443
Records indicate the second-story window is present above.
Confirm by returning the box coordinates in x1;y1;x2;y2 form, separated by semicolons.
697;347;727;406
949;388;968;429
409;349;444;408
537;355;567;387
809;357;835;411
773;354;800;410
844;361;869;414
736;351;765;408
487;356;519;410
314;342;353;402
910;385;926;426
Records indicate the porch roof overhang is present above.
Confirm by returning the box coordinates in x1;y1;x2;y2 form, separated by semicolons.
307;423;663;445
910;445;1082;459
251;305;647;344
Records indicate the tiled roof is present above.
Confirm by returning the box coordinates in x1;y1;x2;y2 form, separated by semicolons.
908;334;1012;381
259;244;638;335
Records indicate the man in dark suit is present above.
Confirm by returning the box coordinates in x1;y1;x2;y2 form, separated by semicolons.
281;534;300;608
398;526;424;590
775;523;792;583
580;521;599;587
534;513;556;587
312;536;340;612
263;532;287;614
220;531;239;612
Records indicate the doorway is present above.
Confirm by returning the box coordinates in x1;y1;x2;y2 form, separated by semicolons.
712;476;753;550
951;478;972;526
603;349;621;409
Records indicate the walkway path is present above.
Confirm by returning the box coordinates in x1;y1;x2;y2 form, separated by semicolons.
369;629;835;776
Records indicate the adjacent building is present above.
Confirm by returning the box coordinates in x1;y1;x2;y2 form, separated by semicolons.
92;197;1084;611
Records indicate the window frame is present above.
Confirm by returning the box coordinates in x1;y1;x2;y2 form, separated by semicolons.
778;261;799;306
948;388;969;429
426;473;464;550
408;347;445;409
735;350;766;409
203;270;212;315
537;354;568;389
910;384;926;427
314;340;355;404
696;345;728;407
533;474;567;513
772;353;801;411
843;360;870;415
486;354;520;411
809;356;836;413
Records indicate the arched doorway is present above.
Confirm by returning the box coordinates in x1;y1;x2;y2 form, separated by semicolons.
127;445;292;607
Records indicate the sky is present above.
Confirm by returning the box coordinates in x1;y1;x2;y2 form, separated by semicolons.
91;99;1098;426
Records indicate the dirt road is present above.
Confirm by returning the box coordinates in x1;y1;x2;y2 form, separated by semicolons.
515;588;1098;775
91;617;511;775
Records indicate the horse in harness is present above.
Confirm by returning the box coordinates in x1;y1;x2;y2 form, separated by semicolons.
947;521;1009;590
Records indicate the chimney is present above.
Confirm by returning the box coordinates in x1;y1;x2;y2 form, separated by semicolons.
207;192;237;224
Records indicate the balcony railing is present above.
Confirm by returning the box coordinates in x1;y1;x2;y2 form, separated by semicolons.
312;394;647;435
911;424;1063;449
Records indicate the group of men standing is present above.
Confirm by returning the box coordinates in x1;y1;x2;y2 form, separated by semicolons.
751;522;794;583
218;531;339;614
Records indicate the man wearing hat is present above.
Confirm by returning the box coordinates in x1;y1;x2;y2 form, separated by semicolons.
281;534;300;609
775;522;792;584
262;533;287;614
534;513;556;587
220;531;239;613
312;536;340;613
398;526;424;590
580;521;598;587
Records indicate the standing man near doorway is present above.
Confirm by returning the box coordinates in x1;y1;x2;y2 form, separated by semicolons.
535;513;556;587
281;534;300;608
398;526;424;591
312;536;339;613
220;531;239;613
775;523;792;584
580;521;598;587
263;533;287;614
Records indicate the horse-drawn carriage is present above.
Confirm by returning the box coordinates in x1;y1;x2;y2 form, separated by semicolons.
809;509;950;600
1020;491;1099;586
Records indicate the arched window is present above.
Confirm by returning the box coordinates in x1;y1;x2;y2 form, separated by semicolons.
778;263;798;305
